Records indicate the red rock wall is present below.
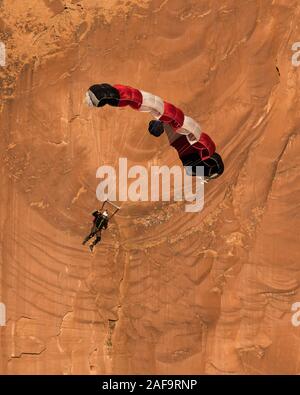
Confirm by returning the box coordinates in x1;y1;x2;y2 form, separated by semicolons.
0;0;300;374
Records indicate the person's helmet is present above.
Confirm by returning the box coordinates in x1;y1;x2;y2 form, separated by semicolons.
103;210;109;217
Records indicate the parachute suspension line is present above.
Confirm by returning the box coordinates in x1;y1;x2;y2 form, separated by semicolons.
134;94;161;152
100;199;121;219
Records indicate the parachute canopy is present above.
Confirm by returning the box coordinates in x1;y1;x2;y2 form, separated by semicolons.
86;83;224;180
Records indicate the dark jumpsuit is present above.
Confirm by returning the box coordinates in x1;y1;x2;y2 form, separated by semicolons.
83;211;109;247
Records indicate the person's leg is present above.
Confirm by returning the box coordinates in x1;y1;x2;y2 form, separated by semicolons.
89;232;102;251
82;233;93;245
82;224;97;245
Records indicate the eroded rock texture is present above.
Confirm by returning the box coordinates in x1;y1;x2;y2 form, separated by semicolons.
0;0;300;374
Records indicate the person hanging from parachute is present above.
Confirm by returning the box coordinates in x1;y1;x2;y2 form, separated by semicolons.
85;83;224;182
82;200;120;252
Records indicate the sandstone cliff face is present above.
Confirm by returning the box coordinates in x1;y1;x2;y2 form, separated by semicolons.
0;0;300;374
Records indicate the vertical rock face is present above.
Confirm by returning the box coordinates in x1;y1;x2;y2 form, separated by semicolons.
1;0;300;374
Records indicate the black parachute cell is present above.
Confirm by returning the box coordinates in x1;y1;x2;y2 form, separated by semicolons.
182;152;224;178
148;120;165;137
89;84;120;107
202;153;224;178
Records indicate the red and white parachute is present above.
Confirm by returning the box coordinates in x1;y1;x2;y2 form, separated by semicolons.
86;83;224;179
